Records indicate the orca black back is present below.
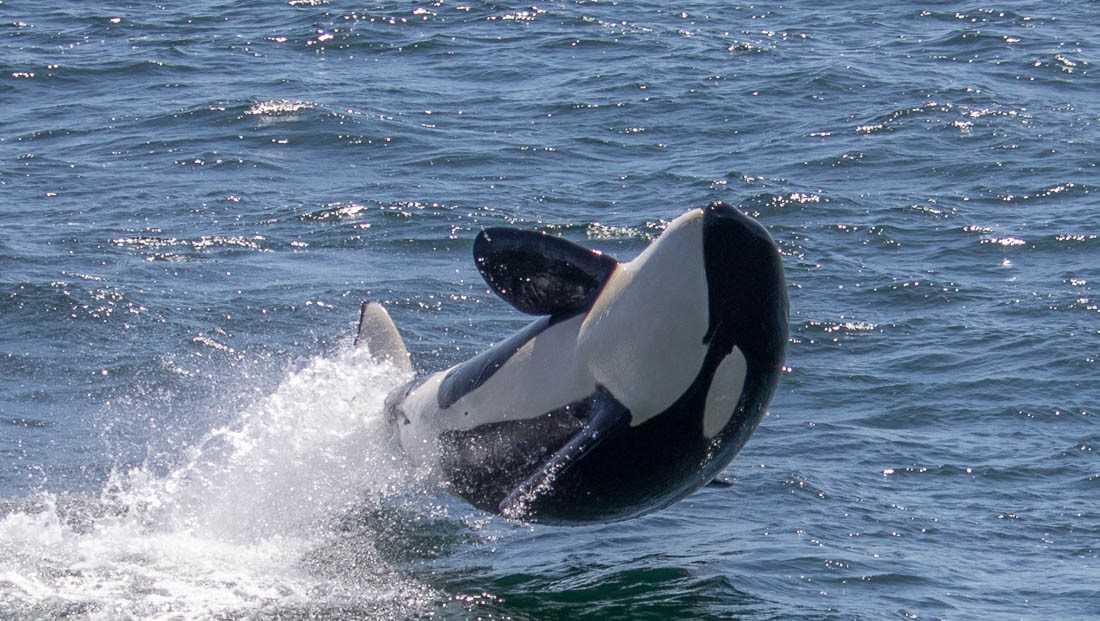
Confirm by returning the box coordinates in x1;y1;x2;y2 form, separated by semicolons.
508;203;789;522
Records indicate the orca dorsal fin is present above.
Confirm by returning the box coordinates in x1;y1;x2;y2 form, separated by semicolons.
473;228;618;317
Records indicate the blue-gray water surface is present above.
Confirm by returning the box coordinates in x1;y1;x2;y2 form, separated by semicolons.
1;1;1097;619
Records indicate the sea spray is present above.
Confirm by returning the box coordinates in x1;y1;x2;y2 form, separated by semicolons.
0;347;440;619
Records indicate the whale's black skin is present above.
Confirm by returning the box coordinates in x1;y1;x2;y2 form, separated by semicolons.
380;202;788;524
514;204;787;522
472;226;618;317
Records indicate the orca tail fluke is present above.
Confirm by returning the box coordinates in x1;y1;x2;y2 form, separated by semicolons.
355;301;413;373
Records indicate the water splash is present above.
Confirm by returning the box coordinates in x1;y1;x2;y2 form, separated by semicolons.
0;348;439;619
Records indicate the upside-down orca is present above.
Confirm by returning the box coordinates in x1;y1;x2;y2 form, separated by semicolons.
356;202;788;524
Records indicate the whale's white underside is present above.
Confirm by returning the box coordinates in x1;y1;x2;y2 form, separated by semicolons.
384;208;750;462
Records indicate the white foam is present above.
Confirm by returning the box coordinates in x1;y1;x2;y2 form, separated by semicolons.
244;99;315;116
0;347;437;619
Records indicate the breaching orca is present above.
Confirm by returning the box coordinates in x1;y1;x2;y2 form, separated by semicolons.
357;202;788;524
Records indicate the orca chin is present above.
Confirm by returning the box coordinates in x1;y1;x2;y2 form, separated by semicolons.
357;202;788;524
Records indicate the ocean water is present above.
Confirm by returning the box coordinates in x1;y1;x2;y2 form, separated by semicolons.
1;0;1097;618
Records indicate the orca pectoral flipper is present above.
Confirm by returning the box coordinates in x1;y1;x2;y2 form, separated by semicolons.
498;387;630;519
474;227;618;317
355;301;412;373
